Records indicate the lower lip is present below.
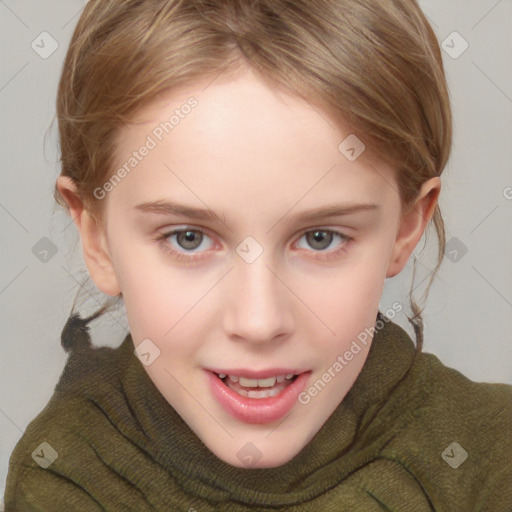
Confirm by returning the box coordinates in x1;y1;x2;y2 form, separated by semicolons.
206;370;310;424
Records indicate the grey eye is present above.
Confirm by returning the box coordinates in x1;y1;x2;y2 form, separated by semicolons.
305;230;334;250
176;230;204;250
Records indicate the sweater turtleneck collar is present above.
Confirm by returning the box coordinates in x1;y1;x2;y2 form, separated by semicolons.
118;311;428;507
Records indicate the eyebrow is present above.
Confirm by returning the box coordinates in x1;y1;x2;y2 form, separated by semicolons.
134;200;379;226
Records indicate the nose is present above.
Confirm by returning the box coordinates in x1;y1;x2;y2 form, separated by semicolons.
223;253;294;346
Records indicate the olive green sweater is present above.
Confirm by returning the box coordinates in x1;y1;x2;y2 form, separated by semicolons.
4;315;512;511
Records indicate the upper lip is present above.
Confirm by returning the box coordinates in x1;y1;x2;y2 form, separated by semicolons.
206;368;310;379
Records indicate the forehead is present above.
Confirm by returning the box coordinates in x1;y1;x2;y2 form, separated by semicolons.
131;67;338;148
108;67;399;219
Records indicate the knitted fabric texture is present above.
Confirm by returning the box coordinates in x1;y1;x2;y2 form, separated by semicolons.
4;315;512;511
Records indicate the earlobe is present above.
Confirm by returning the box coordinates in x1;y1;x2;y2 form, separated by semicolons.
56;176;122;297
386;177;441;278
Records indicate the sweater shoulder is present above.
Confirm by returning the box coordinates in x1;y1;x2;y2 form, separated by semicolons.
410;349;512;436
379;349;512;509
3;340;147;510
7;339;135;459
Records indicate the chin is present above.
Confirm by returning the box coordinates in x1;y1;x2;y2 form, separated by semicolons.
206;435;304;469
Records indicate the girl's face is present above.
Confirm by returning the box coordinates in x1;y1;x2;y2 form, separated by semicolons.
82;66;435;468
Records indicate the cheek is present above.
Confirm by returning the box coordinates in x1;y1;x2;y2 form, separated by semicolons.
311;241;390;308
306;270;383;340
116;257;209;355
295;239;391;352
121;275;188;340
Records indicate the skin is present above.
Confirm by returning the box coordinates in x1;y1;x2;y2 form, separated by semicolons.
57;65;440;468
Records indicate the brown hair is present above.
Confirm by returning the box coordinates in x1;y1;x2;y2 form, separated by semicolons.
54;0;452;351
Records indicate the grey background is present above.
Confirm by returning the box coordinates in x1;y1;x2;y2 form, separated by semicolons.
1;0;511;505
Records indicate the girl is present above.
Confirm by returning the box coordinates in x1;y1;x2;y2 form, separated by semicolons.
5;0;511;510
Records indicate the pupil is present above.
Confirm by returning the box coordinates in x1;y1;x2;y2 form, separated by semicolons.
309;230;330;249
179;230;201;249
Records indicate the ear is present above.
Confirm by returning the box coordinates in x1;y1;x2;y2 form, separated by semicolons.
386;177;441;278
57;176;122;296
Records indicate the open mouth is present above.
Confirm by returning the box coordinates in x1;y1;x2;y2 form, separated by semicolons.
207;370;310;424
213;372;299;399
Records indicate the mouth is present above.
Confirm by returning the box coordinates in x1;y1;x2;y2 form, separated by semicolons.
206;369;310;424
214;372;299;399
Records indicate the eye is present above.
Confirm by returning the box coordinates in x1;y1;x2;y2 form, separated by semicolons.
295;229;352;260
156;226;352;263
157;227;214;261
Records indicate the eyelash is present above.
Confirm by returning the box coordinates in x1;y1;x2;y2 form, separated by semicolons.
156;227;352;263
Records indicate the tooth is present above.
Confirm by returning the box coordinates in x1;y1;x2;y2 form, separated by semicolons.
257;377;277;388
247;387;281;398
226;375;292;387
239;377;258;387
226;380;287;399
